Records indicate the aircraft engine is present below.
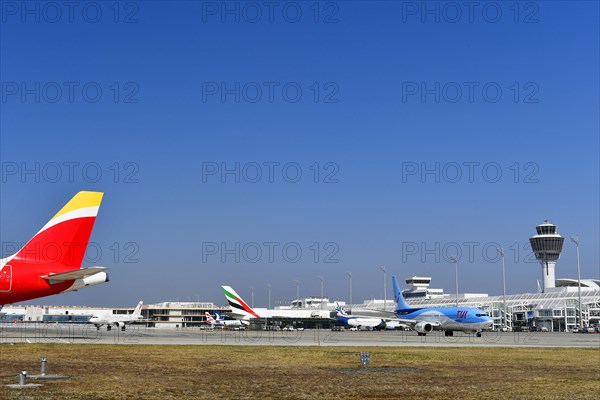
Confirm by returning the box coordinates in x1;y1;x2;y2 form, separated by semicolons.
414;322;433;333
66;272;109;292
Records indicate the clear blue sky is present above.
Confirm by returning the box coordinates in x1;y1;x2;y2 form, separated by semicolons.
1;1;598;307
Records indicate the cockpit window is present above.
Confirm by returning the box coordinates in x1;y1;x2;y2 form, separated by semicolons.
476;313;489;317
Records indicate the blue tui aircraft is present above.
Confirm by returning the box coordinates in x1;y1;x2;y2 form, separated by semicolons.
392;276;493;337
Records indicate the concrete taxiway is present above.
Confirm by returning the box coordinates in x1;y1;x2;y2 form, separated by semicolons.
1;324;599;348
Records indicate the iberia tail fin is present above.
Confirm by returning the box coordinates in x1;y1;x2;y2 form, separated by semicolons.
11;191;104;269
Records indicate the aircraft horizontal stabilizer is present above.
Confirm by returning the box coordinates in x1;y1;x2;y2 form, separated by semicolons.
41;266;108;284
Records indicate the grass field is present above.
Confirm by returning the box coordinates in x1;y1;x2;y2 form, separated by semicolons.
1;344;599;399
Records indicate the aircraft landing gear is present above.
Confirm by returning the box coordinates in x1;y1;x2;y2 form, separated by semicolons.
476;332;482;337
107;325;112;331
121;326;126;332
95;325;100;331
444;330;454;337
417;332;426;336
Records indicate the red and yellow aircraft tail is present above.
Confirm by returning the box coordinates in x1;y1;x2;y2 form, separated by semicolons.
12;191;104;268
0;191;109;305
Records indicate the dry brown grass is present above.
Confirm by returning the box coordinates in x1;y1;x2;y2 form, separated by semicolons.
1;344;598;399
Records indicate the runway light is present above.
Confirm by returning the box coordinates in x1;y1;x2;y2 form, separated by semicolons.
360;352;371;367
40;358;48;377
19;371;27;386
29;357;68;380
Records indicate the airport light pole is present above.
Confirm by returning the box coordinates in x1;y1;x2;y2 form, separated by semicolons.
496;247;507;329
249;286;254;308
346;271;353;310
266;284;271;309
294;280;300;301
318;276;324;310
570;235;583;329
450;255;459;307
379;266;387;311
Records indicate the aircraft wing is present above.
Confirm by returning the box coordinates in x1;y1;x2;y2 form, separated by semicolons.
344;309;442;328
385;318;418;325
41;267;108;284
384;318;442;327
344;309;398;319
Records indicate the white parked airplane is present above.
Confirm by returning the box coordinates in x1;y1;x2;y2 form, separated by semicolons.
204;311;248;328
334;303;385;330
89;301;144;331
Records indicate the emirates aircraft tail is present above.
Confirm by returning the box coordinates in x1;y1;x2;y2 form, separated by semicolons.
0;191;109;305
222;286;260;318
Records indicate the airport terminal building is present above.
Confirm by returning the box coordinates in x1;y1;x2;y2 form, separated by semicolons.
1;302;230;329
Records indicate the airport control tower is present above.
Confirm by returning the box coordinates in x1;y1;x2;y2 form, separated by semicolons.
529;220;565;292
